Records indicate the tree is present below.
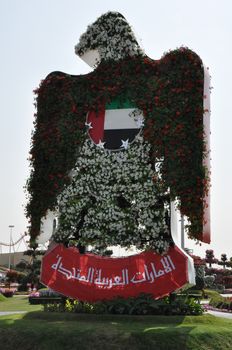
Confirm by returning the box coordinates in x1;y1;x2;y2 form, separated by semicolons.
16;248;45;291
204;275;215;288
218;254;228;269
205;250;218;268
191;254;206;267
222;276;232;288
190;254;206;290
195;265;205;290
226;257;232;269
6;269;25;287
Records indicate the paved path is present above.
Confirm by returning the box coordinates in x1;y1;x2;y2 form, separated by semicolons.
0;311;26;316
220;293;232;298
207;310;232;319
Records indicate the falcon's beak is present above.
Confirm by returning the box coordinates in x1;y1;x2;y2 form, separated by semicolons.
79;49;101;68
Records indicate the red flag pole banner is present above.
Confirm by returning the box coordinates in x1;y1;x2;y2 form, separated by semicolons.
41;244;188;302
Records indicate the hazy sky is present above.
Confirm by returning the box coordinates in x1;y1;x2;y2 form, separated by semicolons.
0;0;231;259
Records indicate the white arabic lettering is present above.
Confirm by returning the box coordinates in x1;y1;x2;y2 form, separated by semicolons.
50;255;176;287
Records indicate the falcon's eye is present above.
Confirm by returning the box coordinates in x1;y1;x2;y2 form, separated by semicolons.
116;195;131;209
86;98;144;151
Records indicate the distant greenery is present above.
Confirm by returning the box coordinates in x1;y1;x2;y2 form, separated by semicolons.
1;312;232;350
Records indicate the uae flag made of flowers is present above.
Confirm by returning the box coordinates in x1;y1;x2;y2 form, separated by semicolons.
86;99;144;150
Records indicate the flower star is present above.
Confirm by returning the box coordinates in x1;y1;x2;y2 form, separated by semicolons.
120;139;129;149
85;121;93;129
97;140;105;149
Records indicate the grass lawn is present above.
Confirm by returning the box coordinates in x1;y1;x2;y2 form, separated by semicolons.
1;295;232;350
1;312;232;350
0;295;42;312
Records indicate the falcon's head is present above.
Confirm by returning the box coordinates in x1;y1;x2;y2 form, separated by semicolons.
75;11;144;67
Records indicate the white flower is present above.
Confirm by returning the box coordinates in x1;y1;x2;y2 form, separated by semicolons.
75;12;144;63
53;137;171;254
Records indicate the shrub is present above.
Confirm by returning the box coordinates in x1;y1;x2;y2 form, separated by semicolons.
37;288;62;297
0;288;14;297
44;293;204;316
28;288;64;305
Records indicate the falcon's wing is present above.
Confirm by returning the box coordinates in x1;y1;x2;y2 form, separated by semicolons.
27;71;87;244
144;48;210;243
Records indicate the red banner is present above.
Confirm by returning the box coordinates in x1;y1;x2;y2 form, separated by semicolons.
40;244;188;302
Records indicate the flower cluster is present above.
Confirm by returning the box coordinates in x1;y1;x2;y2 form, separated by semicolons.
53;137;171;254
75;12;144;62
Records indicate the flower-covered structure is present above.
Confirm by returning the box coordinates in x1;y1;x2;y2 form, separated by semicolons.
75;12;144;63
27;12;210;258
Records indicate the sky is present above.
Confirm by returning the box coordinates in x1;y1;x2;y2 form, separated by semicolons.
0;0;231;259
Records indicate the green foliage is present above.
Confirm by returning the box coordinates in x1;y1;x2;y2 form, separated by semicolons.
44;293;203;316
203;289;220;299
204;263;232;291
226;257;232;268
218;253;228;269
6;270;25;284
17;249;44;291
205;249;218;267
195;265;205;290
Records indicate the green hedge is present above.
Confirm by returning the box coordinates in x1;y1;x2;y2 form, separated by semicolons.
44;293;203;316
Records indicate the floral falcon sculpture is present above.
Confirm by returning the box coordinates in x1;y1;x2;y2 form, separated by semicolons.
27;12;211;297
